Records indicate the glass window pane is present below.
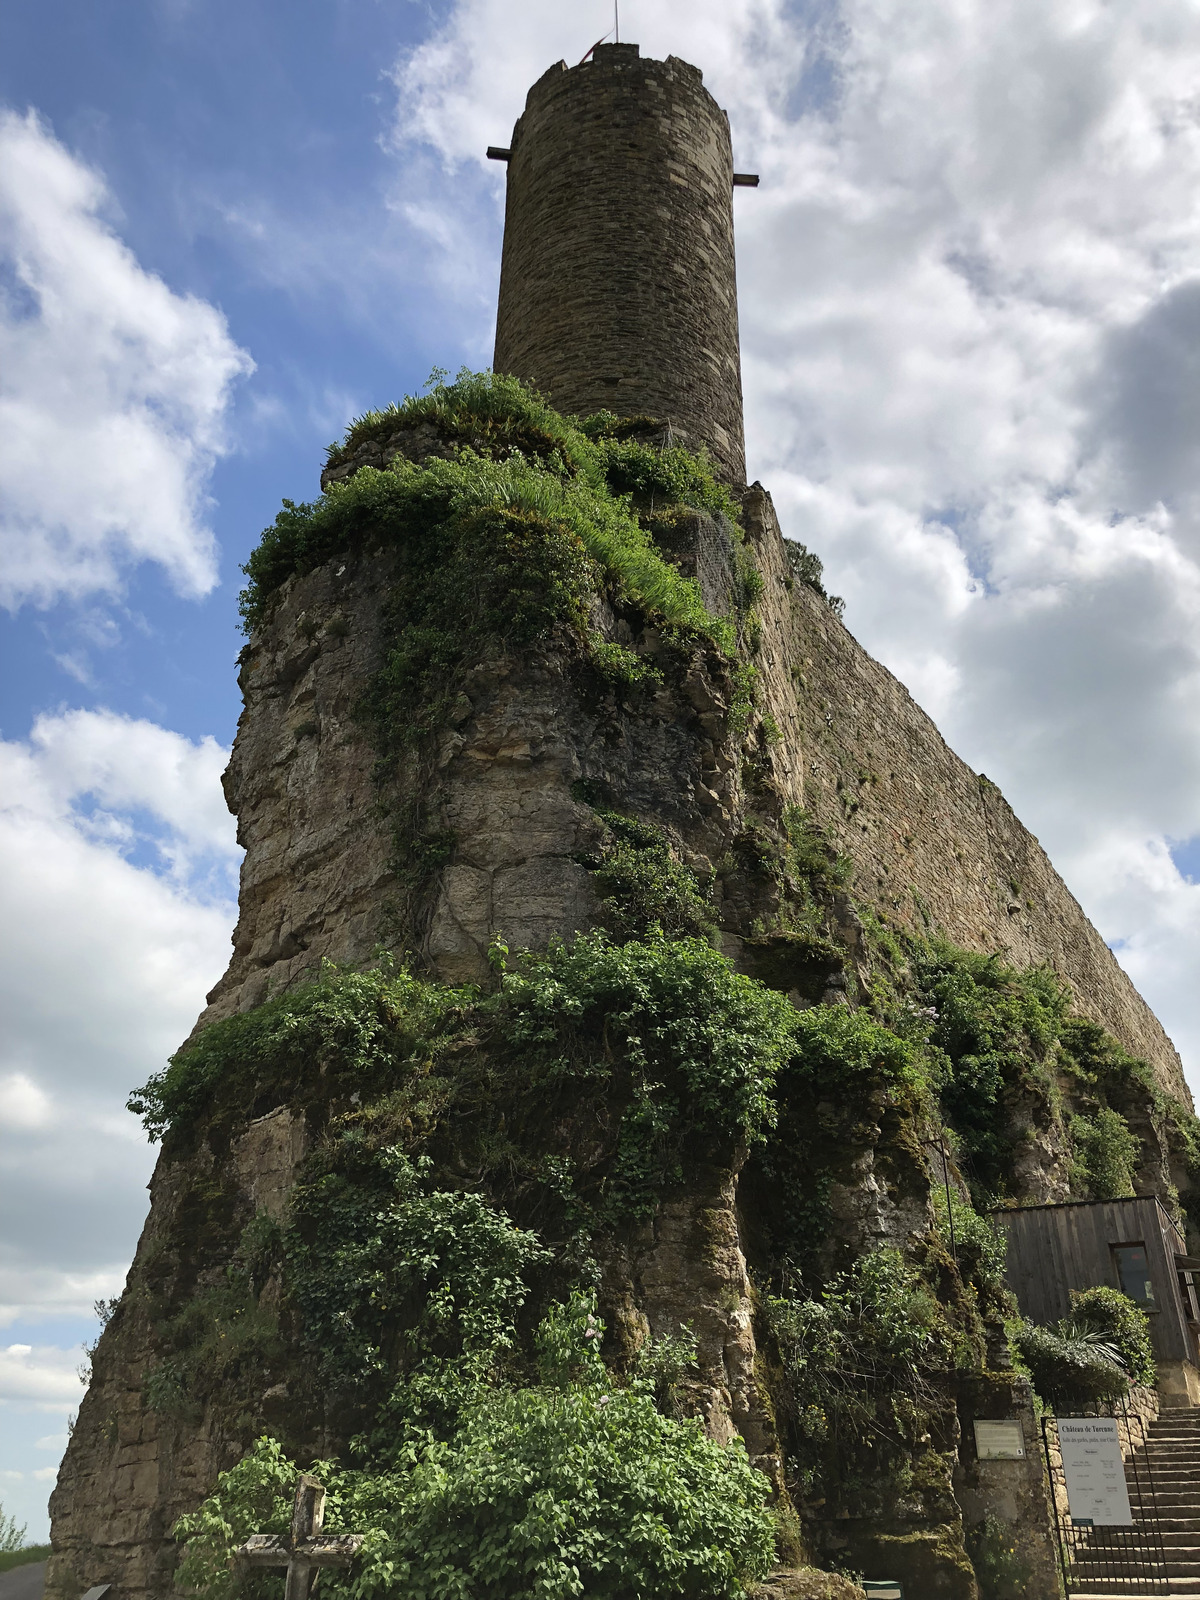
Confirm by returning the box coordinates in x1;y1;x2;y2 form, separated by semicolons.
1113;1244;1155;1304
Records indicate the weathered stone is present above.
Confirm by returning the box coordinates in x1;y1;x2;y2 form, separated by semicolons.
750;1567;867;1600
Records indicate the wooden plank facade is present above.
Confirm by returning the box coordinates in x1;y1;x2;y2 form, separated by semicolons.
993;1197;1198;1373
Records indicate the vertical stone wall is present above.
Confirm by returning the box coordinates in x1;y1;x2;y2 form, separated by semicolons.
493;44;747;481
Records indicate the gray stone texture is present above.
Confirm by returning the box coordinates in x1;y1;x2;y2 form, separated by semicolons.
494;44;747;481
742;489;1190;1106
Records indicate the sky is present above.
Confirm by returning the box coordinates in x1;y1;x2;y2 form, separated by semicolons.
3;0;1200;1543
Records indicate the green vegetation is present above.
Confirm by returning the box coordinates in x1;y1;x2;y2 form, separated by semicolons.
175;1302;774;1600
1012;1286;1154;1408
127;963;464;1146
966;1515;1028;1600
782;538;844;618
1070;1107;1140;1200
143;1226;284;1421
0;1505;29;1557
579;809;714;942
0;1548;49;1574
131;935;795;1227
245;373;737;653
285;1142;547;1424
765;1249;954;1508
579;410;740;523
911;943;1069;1201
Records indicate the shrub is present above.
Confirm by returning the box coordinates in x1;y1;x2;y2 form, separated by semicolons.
0;1504;27;1556
175;1299;774;1600
242;377;736;660
789;1006;917;1094
1011;1287;1152;1408
766;1249;949;1445
1011;1320;1130;1409
499;933;797;1217
581;811;714;942
128;963;461;1143
967;1514;1028;1600
285;1141;548;1418
1070;1108;1140;1200
913;944;1070;1200
1068;1286;1155;1388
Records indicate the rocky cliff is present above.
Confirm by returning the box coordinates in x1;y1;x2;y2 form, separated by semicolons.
49;376;1197;1600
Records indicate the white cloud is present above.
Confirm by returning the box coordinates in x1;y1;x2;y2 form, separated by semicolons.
0;1345;85;1411
0;108;253;610
0;709;238;1324
390;0;1200;1096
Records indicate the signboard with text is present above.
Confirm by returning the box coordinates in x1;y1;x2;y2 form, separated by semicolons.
1058;1418;1133;1526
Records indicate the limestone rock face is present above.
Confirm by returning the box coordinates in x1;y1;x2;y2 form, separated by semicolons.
48;459;1189;1600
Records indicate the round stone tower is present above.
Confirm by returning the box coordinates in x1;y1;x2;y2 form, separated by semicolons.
493;44;748;482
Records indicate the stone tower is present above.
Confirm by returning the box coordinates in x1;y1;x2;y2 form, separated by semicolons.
493;44;748;481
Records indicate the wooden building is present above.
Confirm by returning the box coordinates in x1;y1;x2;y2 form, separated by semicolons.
993;1196;1200;1406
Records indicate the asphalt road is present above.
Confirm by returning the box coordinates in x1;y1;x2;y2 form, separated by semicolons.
0;1564;45;1600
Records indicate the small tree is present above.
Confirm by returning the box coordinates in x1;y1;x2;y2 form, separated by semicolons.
0;1503;27;1554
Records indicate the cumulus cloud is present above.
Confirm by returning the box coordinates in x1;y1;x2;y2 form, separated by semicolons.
0;1345;85;1412
0;109;253;609
389;0;1200;1090
0;709;238;1324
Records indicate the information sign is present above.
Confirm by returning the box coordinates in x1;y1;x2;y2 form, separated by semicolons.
973;1419;1025;1459
1058;1418;1132;1526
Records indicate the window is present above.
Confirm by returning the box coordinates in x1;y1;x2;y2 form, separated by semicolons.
1112;1243;1155;1305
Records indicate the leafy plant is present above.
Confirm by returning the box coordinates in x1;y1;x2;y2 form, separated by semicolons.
1070;1108;1140;1200
767;1249;949;1442
129;961;462;1144
0;1504;27;1555
1067;1286;1155;1387
580;810;714;942
967;1514;1028;1600
243;379;735;657
1011;1288;1152;1407
285;1141;548;1422
913;943;1070;1200
175;1299;774;1600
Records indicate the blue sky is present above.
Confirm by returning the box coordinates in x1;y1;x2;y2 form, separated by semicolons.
5;0;1200;1545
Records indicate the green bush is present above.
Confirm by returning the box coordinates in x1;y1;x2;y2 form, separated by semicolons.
913;944;1070;1200
285;1141;548;1416
581;811;714;942
1070;1108;1140;1200
327;369;597;479
128;963;461;1143
789;1006;917;1094
0;1504;28;1556
1011;1288;1151;1407
175;1300;774;1600
1011;1320;1129;1409
1068;1286;1155;1387
967;1514;1028;1600
243;377;736;660
586;431;740;522
765;1248;952;1507
500;933;797;1218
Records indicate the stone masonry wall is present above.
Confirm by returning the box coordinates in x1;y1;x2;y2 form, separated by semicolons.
494;44;747;481
738;489;1190;1106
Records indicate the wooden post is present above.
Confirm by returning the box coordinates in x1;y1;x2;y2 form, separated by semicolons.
235;1476;363;1598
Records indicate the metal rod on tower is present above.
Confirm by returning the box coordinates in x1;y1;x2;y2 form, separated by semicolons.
615;2;619;44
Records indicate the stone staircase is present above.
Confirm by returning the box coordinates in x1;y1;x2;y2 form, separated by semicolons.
1069;1407;1200;1596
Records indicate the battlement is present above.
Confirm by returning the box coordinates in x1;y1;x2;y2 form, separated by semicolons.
493;45;748;481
